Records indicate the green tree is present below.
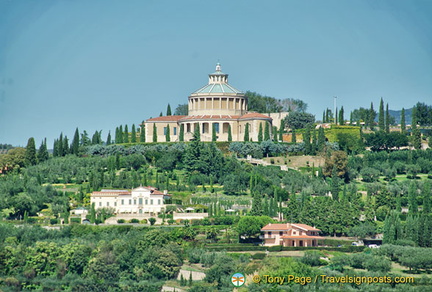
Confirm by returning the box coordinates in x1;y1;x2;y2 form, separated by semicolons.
385;103;390;133
140;123;146;142
401;108;406;133
71;128;80;155
153;124;157;143
244;123;250;142
174;103;188;115
25;137;37;166
212;123;217;142
292;128;296;143
131;124;137;143
279;120;284;141
317;127;325;152
285;111;315;130
408;182;418;214
379;98;385;130
339;106;344;125
106;131;112;145
273;126;278;141
412;107;422;150
303;125;311;154
165;125;170;142
228;124;232;142
179;124;184;142
258;123;263;142
264;122;270;141
37;139;49;163
237;216;273;238
250;192;263;216
124;125;129;143
166;103;172;116
368;102;376;130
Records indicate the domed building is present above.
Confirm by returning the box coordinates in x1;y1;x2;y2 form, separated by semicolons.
145;64;274;142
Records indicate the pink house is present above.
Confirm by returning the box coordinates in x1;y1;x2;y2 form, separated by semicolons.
261;223;323;247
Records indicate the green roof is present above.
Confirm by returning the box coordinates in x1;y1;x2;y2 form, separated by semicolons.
193;83;243;94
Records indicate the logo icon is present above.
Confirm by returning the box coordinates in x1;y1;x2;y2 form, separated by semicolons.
231;272;245;287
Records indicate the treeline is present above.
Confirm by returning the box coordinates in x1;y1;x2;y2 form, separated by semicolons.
245;91;308;113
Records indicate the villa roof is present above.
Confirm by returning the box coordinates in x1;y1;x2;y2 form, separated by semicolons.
280;235;324;239
146;115;186;122
179;115;240;121
192;83;243;94
291;224;321;231
261;223;291;231
239;112;272;120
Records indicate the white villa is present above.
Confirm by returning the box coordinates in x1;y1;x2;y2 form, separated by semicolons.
90;186;169;215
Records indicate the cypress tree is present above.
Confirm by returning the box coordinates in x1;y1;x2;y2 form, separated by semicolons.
250;192;263;216
279;121;284;141
385;103;390;133
25;137;37;166
212;123;217;141
179;124;184;142
124;125;129;143
131;124;137;143
258;123;263;142
423;181;431;214
401;108;406;134
228;124;232;142
317;127;325;152
349;112;353;125
273;126;278;141
244;123;249;142
63;136;69;154
292;128;296;143
153;124;157;142
159;112;163;117
264;122;270;140
165;124;170;142
322;111;326;123
303;126;311;154
408;182;418;214
311;128;317;155
106;131;112;145
412;107;421;149
58;133;64;156
166;104;172;116
368;102;375;130
193;123;200;141
140;123;146;142
37;139;49;162
379;98;385;130
335;107;338;125
339;106;344;125
118;125;124;143
71;128;80;155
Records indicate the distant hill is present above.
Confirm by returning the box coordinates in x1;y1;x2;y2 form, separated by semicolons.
388;108;412;125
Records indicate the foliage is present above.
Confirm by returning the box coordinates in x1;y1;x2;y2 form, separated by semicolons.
284;111;315;130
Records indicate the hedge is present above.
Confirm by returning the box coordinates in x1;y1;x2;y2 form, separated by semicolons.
204;244;365;253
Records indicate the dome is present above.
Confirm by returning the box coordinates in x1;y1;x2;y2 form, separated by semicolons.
191;63;243;95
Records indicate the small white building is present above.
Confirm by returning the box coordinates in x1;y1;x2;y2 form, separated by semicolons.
90;186;168;215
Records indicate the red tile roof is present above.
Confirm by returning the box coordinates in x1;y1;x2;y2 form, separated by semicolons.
280;235;324;239
239;112;272;120
261;223;291;231
291;224;321;231
146;115;186;122
179;115;240;121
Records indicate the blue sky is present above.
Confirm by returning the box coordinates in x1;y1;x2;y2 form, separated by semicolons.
0;0;431;146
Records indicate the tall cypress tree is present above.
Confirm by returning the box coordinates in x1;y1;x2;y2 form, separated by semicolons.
264;122;270;140
37;138;49;162
408;182;418;214
339;106;344;125
25;137;37;166
368;102;375;130
335;107;338;125
118;125;123;143
71;128;80;155
379;98;385;130
258;123;263;142
317;126;325;152
153;124;157;142
273;126;278;142
130;124;136;143
244;123;249;142
422;181;431;214
228;124;232;142
165;124;170;142
124;125;129;143
279;121;284;141
250;192;263;216
292;128;296;143
303;126;311;154
179;124;184;142
212;123;217;142
140;123;146;143
412;106;421;149
385;103;390;133
322;111;326;123
193;123;200;141
401;108;406;134
63;136;69;154
166;104;172;116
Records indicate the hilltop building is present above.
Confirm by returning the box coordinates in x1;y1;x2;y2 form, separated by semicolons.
144;64;282;142
90;186;169;215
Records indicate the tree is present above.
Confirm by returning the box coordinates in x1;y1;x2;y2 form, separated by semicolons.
212;123;217;142
379;98;385;130
131;124;137;143
339;106;344;125
385;103;390;133
71;128;80;155
408;182;418;214
149;217;156;225
323;151;348;179
264;122;270;141
237;216;273;238
303;126;311;154
174;103;188;115
258;123;263;142
317;127;326;152
368;102;376;130
279;120;284;141
25;137;37;166
292;128;296;143
166;104;172;116
401;108;406;133
106;131;112;145
250;192;263;216
37;139;49;163
165;125;170;142
284;112;315;129
228;124;232;142
179;124;184;142
124;125;129;143
244;123;249;142
140;122;146;142
153;124;157;142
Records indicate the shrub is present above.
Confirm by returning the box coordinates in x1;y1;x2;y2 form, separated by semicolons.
50;218;58;225
251;253;266;260
167;219;175;225
140;219;148;224
117;219;125;224
129;219;139;223
70;218;81;224
149;217;156;225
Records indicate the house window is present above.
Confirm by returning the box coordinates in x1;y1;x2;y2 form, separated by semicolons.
174;127;177;135
212;123;219;133
163;127;167;135
268;231;272;236
279;231;283;236
150;199;153;205
114;202;117;206
139;198;143;205
145;199;148;205
129;199;132;205
158;199;161;205
134;199;137;205
121;199;124;205
107;202;109;206
99;202;102;207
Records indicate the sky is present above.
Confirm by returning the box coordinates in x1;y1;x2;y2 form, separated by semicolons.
0;0;431;147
